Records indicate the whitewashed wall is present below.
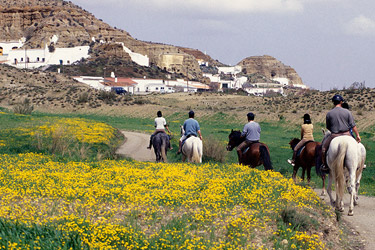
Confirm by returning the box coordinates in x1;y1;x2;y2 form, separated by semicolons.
0;40;24;55
6;45;90;69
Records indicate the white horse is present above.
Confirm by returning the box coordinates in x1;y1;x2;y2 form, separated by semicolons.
180;126;203;163
325;133;366;216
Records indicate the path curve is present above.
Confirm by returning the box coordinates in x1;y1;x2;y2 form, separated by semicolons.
115;131;155;162
314;188;375;250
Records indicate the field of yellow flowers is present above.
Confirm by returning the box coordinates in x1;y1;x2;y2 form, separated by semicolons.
0;152;343;249
0;112;348;249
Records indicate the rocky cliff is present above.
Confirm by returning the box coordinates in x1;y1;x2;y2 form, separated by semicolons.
0;0;207;78
0;0;304;86
238;55;304;86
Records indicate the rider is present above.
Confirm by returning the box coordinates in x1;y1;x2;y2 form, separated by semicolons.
177;110;202;154
288;113;314;166
320;94;361;171
237;112;261;163
147;110;172;150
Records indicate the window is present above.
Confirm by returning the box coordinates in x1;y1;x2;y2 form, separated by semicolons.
37;57;40;62
156;87;159;90
21;58;23;62
161;87;164;89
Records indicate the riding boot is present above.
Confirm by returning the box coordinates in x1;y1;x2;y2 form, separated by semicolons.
147;135;153;149
321;150;329;173
288;151;296;166
177;141;182;154
237;149;243;164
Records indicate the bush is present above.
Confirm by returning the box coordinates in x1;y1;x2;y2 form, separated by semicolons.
280;207;318;231
13;99;34;115
202;136;228;162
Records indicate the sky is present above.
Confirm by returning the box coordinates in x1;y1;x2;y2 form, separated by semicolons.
72;0;375;90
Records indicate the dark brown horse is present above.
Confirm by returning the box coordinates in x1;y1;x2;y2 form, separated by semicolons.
227;130;273;170
289;138;326;193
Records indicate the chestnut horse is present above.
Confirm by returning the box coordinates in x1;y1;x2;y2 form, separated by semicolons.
227;130;273;170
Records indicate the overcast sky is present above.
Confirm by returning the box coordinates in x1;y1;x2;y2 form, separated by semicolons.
72;0;375;90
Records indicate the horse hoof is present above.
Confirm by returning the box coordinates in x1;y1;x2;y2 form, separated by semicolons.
348;210;354;216
354;200;359;206
338;207;345;212
320;190;326;196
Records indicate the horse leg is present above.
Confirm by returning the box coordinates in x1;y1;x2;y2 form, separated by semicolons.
327;170;335;207
292;165;298;182
307;167;311;183
354;170;363;205
301;167;306;182
348;168;357;216
321;175;326;196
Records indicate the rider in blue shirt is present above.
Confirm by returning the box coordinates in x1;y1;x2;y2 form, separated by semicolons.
177;110;202;154
237;112;261;163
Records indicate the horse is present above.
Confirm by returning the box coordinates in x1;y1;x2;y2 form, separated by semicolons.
180;126;203;163
226;130;272;170
322;132;366;216
151;132;170;162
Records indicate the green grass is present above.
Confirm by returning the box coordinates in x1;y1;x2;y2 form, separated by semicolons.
1;110;374;195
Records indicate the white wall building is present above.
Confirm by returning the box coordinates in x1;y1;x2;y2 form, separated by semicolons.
73;76;108;90
118;42;149;67
0;40;24;55
217;65;242;75
6;45;90;69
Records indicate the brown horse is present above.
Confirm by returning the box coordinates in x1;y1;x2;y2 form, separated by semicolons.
227;130;273;170
289;138;326;193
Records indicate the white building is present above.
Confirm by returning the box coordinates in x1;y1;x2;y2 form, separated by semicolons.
217;65;242;75
118;42;149;67
7;45;90;69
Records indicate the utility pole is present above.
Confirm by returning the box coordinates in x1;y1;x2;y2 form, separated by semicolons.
186;66;189;92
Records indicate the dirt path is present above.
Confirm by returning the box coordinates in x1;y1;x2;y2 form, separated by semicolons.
115;131;155;162
314;188;375;249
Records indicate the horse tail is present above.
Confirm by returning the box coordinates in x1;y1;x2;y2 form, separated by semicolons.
331;140;348;199
191;139;201;163
315;144;325;178
260;145;273;170
161;136;167;163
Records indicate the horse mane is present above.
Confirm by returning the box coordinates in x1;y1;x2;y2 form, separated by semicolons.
289;138;300;149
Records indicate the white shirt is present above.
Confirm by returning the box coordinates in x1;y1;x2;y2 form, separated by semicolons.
155;117;167;130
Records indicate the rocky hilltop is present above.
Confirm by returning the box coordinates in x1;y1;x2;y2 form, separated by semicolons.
0;0;305;86
238;55;304;86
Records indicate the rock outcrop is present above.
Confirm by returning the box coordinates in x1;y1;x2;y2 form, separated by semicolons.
238;55;304;86
0;0;212;79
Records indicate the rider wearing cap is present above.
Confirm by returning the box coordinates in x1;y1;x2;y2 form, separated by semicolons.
237;112;261;163
177;110;202;154
320;94;361;170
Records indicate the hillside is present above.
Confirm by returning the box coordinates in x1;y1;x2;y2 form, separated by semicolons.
0;0;305;85
238;55;304;86
0;64;373;130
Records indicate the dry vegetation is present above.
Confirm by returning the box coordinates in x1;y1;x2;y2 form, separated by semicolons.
1;64;375;130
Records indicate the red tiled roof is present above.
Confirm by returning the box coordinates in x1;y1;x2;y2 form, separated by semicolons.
103;77;137;87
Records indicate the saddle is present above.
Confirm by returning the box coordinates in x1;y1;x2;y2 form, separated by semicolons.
242;141;260;154
296;140;314;158
182;134;196;147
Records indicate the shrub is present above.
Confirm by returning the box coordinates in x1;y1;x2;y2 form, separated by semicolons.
77;92;89;104
280;207;318;231
202;136;228;162
13;99;34;115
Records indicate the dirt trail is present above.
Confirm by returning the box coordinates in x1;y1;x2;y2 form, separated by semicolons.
314;188;375;250
115;131;155;162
